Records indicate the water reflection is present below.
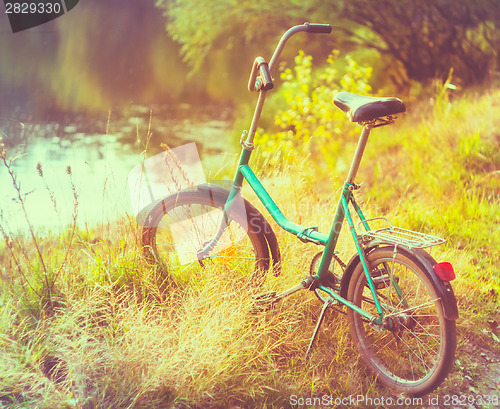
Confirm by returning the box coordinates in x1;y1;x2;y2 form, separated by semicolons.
0;106;233;234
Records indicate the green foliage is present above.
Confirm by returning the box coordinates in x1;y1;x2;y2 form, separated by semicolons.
159;0;500;89
256;51;372;168
341;0;500;85
361;88;500;298
160;0;332;71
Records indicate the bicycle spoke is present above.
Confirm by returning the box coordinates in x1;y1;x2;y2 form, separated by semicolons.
348;248;455;394
143;189;269;287
383;299;438;318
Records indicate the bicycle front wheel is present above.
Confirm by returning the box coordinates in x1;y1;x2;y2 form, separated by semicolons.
142;188;271;287
347;247;456;396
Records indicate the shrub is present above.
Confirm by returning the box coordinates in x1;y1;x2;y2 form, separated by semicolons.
256;51;373;169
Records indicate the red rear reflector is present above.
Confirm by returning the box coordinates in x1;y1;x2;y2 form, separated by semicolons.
433;262;456;281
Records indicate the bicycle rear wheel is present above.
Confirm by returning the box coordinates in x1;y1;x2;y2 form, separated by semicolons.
142;188;271;287
347;247;456;396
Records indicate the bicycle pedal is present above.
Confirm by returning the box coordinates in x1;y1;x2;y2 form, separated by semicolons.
249;291;278;314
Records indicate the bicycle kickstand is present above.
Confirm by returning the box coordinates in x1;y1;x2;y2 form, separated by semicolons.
305;296;334;359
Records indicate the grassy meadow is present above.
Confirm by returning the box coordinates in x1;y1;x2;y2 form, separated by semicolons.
0;87;499;408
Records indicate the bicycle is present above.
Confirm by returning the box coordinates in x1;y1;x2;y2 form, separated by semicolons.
141;23;458;397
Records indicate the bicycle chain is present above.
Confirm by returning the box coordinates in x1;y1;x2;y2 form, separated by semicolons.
310;251;347;273
332;253;347;271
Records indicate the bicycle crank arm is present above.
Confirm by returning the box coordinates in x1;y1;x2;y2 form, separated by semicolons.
275;281;309;298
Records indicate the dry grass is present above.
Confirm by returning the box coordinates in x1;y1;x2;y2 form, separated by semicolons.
1;89;499;408
0;170;382;408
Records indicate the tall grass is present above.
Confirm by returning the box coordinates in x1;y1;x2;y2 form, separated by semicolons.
362;87;500;300
1;88;499;408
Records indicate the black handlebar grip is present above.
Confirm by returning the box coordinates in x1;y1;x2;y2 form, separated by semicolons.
258;62;274;91
305;23;332;34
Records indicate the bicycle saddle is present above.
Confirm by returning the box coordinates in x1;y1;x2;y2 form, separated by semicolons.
334;92;406;123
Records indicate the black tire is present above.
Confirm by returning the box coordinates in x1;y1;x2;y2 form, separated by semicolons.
142;188;271;287
347;247;456;396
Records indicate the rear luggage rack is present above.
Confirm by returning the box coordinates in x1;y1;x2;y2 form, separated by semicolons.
358;217;446;249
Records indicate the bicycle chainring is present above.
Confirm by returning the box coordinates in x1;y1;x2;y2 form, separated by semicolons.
309;251;343;291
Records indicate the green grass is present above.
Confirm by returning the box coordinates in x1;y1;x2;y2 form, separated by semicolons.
362;88;500;300
1;88;499;408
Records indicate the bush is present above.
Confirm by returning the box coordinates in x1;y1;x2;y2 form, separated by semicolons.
256;51;373;169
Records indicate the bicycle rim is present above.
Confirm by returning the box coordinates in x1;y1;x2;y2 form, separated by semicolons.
347;248;456;396
142;191;269;287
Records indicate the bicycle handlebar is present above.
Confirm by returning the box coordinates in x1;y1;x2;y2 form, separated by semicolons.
249;23;332;92
304;23;332;34
248;57;274;92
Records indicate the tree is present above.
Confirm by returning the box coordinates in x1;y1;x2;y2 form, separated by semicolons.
157;0;500;87
157;0;336;69
340;0;500;85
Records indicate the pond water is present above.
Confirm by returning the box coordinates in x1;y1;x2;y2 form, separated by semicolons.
0;105;238;235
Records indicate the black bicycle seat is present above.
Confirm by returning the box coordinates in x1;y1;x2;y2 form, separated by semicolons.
334;92;406;123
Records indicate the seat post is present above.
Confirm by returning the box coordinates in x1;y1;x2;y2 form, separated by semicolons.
345;126;371;184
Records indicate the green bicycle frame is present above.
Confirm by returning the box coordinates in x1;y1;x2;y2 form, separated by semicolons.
200;23;389;323
234;125;385;321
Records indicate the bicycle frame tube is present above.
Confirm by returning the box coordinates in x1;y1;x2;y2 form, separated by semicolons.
302;189;383;320
319;284;374;320
314;125;384;316
243;24;313;149
346;126;371;183
314;189;345;277
206;19;384;319
239;164;329;244
244;91;268;152
212;127;385;322
342;193;384;315
350;195;370;232
313;126;371;277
